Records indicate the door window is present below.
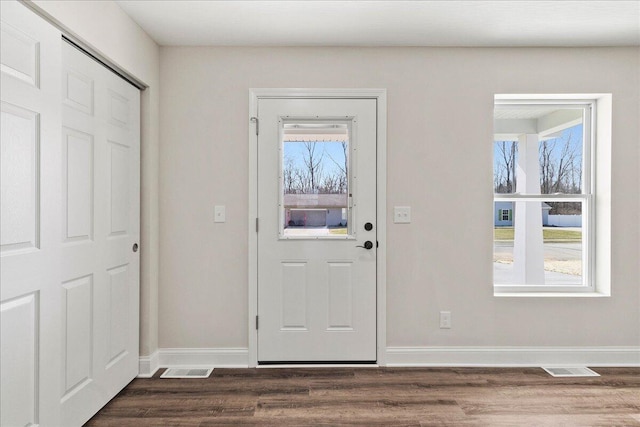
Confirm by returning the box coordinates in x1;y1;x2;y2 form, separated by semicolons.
280;120;353;238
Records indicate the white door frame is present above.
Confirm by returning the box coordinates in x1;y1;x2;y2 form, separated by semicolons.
248;88;387;367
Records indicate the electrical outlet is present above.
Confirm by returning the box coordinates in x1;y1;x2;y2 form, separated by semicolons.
439;311;451;329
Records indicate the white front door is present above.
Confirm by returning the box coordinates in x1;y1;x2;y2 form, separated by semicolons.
1;2;62;425
257;98;377;362
60;42;140;426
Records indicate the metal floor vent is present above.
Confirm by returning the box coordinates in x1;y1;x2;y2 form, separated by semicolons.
160;368;213;379
542;367;600;377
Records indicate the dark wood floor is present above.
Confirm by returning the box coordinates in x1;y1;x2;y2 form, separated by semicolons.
85;367;640;426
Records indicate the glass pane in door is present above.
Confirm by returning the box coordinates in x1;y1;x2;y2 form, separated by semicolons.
280;120;351;238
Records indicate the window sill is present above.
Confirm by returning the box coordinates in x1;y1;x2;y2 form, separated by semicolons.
494;291;610;298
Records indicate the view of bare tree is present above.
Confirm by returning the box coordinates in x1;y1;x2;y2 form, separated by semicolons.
539;133;581;195
494;141;517;193
284;141;347;194
283;154;297;194
302;141;323;191
324;141;348;194
494;129;582;214
539;133;582;214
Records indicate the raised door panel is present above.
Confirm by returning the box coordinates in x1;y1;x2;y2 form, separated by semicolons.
61;275;93;400
108;89;129;128
281;262;308;330
106;265;129;368
108;141;130;237
0;102;39;254
63;68;93;115
62;128;94;242
0;21;39;87
327;262;353;330
0;293;38;427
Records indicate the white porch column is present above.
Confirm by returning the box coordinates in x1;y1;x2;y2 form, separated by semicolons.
513;134;545;284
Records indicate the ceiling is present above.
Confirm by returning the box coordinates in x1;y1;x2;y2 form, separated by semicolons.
115;0;640;47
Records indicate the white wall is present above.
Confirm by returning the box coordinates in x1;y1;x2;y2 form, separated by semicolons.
159;46;640;354
30;0;161;357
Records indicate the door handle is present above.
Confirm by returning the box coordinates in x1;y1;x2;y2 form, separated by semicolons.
132;243;139;252
356;241;374;250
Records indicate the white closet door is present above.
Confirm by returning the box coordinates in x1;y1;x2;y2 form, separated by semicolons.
1;1;62;426
61;42;140;426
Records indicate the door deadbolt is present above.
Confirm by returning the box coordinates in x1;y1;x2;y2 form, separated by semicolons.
132;243;139;252
364;222;373;231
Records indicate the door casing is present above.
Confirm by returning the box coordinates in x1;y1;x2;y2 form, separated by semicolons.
248;88;387;367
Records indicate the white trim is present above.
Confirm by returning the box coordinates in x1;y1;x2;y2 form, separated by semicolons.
137;351;160;378
248;88;388;367
158;348;249;368
375;90;388;366
493;94;612;296
248;91;259;368
386;346;640;367
249;88;388;99
146;347;640;369
495;93;612;102
257;364;379;369
494;291;609;298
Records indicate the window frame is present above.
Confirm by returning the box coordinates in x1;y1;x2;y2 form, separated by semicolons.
493;97;597;295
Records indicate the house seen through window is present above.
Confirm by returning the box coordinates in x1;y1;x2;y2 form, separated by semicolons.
280;121;351;238
493;97;594;293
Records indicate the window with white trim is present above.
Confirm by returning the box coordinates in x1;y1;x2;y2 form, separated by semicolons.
493;96;598;294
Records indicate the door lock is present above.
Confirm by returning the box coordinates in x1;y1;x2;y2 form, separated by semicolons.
356;241;374;250
132;243;139;253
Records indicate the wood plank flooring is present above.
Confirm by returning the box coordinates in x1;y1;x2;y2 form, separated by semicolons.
85;367;640;426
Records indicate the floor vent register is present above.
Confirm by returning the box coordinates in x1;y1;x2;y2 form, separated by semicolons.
160;368;213;378
542;367;600;377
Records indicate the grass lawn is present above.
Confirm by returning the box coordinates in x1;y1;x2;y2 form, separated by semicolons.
495;227;581;242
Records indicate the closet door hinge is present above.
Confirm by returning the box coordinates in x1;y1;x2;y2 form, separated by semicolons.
255;218;259;232
255;315;259;330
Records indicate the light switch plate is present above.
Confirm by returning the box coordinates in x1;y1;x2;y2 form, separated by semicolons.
394;206;411;223
214;205;226;223
440;311;452;329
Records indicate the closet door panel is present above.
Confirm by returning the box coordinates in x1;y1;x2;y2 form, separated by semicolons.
61;41;140;427
0;1;62;425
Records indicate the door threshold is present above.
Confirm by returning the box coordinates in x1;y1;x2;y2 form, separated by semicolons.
258;361;378;368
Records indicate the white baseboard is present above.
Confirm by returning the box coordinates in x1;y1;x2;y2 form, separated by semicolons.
157;348;249;368
140;346;639;371
386;346;640;367
138;350;160;377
